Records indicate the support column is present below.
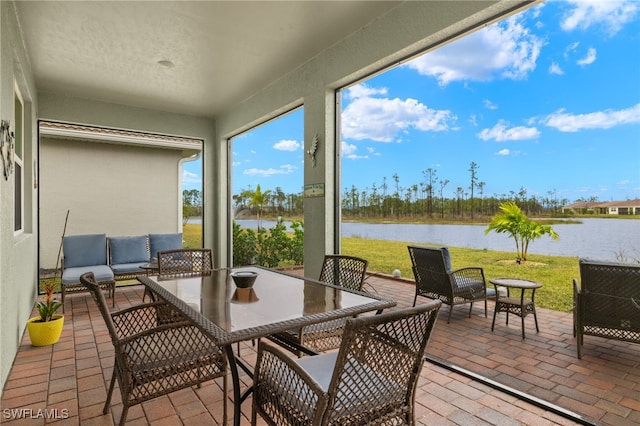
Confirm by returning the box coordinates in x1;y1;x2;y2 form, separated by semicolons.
303;89;338;278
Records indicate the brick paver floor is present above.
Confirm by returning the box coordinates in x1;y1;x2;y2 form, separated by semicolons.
1;272;638;425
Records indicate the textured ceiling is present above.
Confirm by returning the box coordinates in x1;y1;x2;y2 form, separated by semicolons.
15;1;400;118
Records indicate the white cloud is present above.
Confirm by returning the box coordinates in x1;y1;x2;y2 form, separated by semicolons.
483;99;498;110
183;170;201;184
564;41;580;60
498;149;510;156
541;103;640;132
405;14;543;85
341;141;370;160
561;0;639;36
273;139;301;151
477;120;541;141
342;87;456;142
243;164;297;177
577;47;597;66
346;84;388;99
341;141;357;156
549;62;564;75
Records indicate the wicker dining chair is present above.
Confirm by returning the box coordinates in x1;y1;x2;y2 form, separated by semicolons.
253;299;442;426
79;272;227;426
157;248;214;278
275;255;369;355
408;245;490;323
318;254;368;291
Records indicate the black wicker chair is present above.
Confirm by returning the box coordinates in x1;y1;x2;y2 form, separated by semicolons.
573;258;640;359
80;272;227;425
253;300;441;426
408;245;489;323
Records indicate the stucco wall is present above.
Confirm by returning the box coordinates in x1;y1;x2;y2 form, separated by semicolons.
37;94;219;264
0;1;39;393
39;137;185;269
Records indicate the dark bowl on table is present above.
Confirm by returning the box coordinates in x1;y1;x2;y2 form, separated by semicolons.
231;271;258;288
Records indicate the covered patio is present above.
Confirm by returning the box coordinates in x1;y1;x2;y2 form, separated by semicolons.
2;274;638;425
4;2;638;424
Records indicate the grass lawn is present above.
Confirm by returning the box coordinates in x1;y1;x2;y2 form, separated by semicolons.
341;237;578;313
41;223;579;313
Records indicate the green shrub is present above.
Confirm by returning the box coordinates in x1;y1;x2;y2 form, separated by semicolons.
233;219;304;267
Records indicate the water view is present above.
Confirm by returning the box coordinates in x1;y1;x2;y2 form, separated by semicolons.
233;218;640;262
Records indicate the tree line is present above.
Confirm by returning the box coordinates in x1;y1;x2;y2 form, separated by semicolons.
189;161;607;220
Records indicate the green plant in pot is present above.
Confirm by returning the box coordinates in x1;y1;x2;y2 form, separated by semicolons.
27;210;68;346
27;281;64;346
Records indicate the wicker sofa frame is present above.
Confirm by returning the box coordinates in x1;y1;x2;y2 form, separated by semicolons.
573;258;640;359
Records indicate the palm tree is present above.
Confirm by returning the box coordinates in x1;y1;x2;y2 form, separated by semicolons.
485;201;559;262
242;184;271;230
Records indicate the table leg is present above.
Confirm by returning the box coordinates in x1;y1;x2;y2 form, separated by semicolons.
224;345;242;426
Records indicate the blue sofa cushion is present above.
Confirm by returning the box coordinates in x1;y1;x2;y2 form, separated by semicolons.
62;264;114;284
110;262;148;274
149;233;183;259
63;234;108;268
109;235;149;264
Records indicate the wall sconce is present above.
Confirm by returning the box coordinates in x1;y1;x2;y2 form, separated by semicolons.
307;133;319;167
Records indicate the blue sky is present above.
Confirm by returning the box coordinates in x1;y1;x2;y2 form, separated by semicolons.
184;0;640;204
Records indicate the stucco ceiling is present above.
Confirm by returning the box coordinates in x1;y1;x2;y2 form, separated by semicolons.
15;1;401;118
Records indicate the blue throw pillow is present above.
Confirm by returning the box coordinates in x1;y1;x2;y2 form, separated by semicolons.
109;236;149;264
63;234;108;268
149;233;183;259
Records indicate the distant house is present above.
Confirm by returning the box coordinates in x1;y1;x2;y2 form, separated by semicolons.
39;121;202;269
562;199;640;215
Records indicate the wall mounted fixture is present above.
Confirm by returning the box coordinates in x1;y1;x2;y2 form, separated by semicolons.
307;133;319;167
1;120;15;180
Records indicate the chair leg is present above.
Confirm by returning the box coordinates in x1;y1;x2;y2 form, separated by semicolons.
103;369;117;415
222;371;228;425
447;305;453;324
484;298;488;317
61;286;66;313
468;302;473;318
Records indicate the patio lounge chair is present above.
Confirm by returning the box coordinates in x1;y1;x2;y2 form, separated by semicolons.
408;245;490;323
61;233;115;312
252;299;442;426
79;272;227;426
573;258;640;358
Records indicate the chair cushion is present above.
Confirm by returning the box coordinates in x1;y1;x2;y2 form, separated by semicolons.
111;262;148;274
109;235;149;264
63;234;108;268
62;264;114;284
149;233;183;259
441;247;452;271
296;352;338;391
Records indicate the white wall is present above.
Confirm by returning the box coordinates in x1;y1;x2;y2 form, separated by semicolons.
0;1;39;392
37;93;220;263
39;137;185;269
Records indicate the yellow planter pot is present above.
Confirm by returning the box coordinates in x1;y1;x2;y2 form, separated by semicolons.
27;315;64;346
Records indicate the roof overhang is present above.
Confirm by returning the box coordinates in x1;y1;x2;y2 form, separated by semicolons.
39;121;202;157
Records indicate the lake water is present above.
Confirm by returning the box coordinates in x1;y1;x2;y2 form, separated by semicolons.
232;218;640;262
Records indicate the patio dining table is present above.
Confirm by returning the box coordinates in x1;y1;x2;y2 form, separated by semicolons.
138;265;396;426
